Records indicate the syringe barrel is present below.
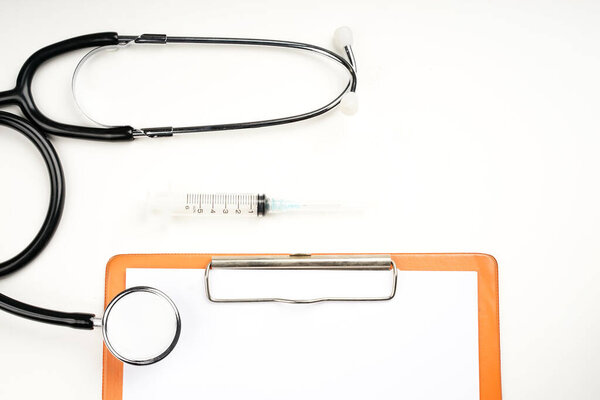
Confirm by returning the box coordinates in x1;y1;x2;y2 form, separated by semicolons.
148;193;266;217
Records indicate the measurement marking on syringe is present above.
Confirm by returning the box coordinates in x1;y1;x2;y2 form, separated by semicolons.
176;193;263;216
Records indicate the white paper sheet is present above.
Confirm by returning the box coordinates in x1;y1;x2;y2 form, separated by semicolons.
123;268;479;400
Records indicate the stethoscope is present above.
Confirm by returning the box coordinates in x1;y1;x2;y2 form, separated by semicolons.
0;27;357;365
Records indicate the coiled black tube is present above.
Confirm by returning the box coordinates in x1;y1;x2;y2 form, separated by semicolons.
0;111;94;329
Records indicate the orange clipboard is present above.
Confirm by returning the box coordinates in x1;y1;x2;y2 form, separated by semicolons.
102;253;501;400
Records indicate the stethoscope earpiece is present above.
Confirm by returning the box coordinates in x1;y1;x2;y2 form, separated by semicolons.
333;26;354;51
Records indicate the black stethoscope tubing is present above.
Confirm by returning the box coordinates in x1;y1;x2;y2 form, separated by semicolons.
0;111;95;329
0;33;132;141
0;30;357;331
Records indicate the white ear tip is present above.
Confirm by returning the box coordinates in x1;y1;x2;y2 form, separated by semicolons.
334;26;354;49
340;92;358;115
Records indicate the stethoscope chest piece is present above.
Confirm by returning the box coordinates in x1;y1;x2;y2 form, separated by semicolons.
101;286;181;366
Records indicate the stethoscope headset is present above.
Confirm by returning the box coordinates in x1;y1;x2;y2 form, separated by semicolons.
0;28;357;365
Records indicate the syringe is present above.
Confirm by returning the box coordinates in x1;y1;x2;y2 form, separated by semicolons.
147;193;346;217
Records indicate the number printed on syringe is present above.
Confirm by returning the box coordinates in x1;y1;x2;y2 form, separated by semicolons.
182;193;262;217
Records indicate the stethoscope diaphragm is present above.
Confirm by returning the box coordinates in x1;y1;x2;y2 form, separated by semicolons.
101;286;181;366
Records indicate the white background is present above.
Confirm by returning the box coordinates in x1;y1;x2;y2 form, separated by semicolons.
0;0;599;399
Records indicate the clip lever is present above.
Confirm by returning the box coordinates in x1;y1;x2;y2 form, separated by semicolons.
205;254;397;304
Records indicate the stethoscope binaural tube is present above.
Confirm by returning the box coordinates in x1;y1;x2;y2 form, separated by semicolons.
0;33;134;140
0;28;357;140
72;30;358;137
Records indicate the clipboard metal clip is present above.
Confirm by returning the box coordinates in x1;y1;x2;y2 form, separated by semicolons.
205;254;397;304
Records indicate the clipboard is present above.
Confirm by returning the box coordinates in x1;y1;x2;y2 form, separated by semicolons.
102;253;501;400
